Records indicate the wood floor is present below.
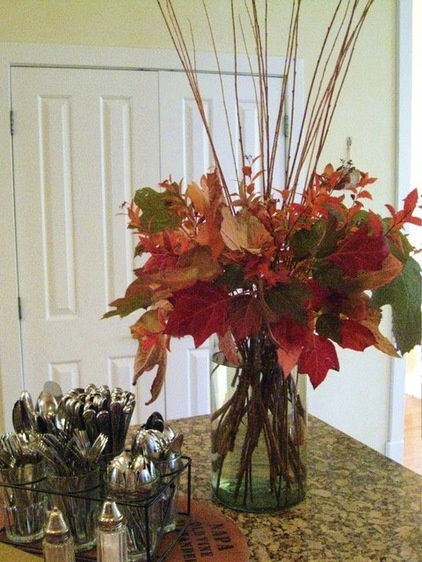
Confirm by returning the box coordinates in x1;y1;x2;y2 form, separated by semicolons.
403;394;422;475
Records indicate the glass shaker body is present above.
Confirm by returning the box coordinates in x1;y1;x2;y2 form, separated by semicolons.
42;537;76;562
97;524;128;562
97;499;128;562
42;507;75;562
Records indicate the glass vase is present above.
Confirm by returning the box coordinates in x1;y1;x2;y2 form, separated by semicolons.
210;333;307;512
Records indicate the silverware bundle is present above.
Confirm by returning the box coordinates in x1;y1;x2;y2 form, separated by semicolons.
107;450;160;560
58;385;136;456
0;441;46;545
36;429;108;476
0;432;41;469
11;384;136;465
1;382;138;550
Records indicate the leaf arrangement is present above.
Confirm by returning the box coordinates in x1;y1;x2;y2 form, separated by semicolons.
104;0;421;403
105;163;421;398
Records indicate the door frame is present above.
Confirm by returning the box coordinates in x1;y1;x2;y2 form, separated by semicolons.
0;43;295;431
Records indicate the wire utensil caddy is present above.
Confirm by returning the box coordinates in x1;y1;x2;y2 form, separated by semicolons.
0;455;192;561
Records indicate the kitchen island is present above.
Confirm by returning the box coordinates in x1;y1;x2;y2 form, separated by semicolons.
170;414;421;562
0;414;420;561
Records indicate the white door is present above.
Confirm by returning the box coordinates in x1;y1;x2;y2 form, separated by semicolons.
11;66;167;423
11;66;287;423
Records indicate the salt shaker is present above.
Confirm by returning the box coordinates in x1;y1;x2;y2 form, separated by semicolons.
42;507;75;562
97;499;128;562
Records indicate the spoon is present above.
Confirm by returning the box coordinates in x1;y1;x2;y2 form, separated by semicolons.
12;400;25;433
20;390;38;431
36;390;58;422
43;381;63;404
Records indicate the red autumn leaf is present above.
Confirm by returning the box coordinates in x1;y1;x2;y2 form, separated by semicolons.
326;225;389;276
338;318;376;351
298;334;339;388
368;209;383;236
229;294;263;341
165;281;230;347
385;189;422;229
357;190;372;200
271;316;311;377
218;331;241;366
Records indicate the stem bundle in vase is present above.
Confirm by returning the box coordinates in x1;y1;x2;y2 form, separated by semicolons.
210;333;307;511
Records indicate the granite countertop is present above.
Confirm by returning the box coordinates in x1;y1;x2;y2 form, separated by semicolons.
168;415;421;562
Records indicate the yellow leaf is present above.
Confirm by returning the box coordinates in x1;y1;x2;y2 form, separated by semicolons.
132;341;168;404
136;309;165;333
221;207;273;254
186;181;209;214
132;342;163;381
145;349;167;405
361;308;399;357
143;245;221;290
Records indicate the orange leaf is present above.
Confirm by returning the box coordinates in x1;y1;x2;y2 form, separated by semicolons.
196;221;225;259
343;254;403;291
217;331;241;367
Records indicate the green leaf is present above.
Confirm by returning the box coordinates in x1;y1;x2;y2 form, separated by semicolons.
371;256;421;353
216;264;247;292
265;281;311;324
290;227;318;260
313;262;345;289
387;230;414;263
103;289;153;319
315;314;341;343
290;216;340;260
134;187;181;233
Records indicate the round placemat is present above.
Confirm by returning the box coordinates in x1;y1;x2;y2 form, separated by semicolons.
158;497;249;561
1;498;249;561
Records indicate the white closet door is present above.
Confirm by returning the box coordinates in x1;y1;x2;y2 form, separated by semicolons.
11;66;165;423
10;66;287;425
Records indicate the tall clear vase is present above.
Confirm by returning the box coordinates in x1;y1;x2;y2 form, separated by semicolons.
210;333;307;513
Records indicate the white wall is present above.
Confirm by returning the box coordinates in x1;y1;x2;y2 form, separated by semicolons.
405;0;422;398
0;2;409;459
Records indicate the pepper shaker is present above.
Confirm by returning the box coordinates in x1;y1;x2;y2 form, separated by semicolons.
97;499;128;562
42;507;75;562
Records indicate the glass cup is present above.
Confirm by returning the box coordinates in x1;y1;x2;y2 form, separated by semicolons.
0;460;46;544
46;469;100;552
155;454;182;533
122;493;159;562
108;477;160;562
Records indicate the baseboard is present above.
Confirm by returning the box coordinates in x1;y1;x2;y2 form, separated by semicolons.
385;439;404;463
